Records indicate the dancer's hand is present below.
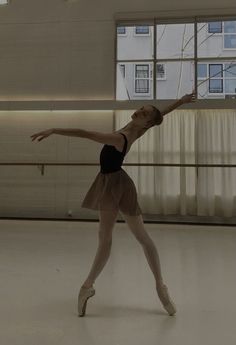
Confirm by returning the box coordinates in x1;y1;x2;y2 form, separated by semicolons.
31;128;54;142
181;92;196;104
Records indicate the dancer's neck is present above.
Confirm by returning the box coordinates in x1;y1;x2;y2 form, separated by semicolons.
120;121;148;140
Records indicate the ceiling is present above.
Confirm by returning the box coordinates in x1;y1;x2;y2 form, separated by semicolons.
0;0;236;23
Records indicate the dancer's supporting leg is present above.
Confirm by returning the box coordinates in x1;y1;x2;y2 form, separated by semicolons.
121;213;170;306
82;209;119;288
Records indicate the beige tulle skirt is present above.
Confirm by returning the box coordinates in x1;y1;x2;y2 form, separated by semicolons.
81;168;142;216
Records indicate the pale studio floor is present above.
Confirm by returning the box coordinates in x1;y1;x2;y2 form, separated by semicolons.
0;219;236;345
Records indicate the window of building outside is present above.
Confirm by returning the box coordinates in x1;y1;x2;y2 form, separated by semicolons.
224;21;236;49
207;21;236;49
135;65;150;93
156;64;166;80
197;62;236;96
225;63;236;94
208;22;222;33
209;64;223;93
135;26;150;35
117;26;126;35
120;64;125;78
116;19;236;100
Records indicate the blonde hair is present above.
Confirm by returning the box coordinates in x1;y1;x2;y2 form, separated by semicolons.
151;106;163;126
143;105;163;129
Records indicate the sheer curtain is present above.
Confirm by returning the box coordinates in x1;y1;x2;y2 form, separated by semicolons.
115;109;236;217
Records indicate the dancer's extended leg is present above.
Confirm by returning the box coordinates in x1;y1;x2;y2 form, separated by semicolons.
82;209;118;288
121;213;171;306
121;214;164;284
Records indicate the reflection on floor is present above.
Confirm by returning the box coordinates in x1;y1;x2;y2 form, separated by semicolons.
0;219;235;345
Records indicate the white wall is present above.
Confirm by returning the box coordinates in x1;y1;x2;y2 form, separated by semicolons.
0;111;113;218
0;20;114;100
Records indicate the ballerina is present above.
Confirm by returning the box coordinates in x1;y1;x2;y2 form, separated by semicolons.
31;92;195;317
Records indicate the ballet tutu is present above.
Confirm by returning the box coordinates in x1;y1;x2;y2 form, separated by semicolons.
81;168;142;216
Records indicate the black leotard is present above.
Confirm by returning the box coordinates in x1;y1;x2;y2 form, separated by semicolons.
100;133;127;174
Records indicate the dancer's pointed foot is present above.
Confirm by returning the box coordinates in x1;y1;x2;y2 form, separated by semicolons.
78;286;95;317
156;283;177;316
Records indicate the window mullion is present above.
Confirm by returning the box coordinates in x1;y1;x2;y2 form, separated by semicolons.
154;19;157;100
194;18;198;96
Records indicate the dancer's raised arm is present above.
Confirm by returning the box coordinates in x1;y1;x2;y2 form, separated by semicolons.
31;128;123;147
161;92;196;117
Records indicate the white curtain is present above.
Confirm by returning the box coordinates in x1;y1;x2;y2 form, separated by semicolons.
115;109;236;217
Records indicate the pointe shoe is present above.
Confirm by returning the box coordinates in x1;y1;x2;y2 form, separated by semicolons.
157;284;177;316
78;286;95;317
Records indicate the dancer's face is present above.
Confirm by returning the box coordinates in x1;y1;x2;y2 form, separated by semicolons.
131;105;155;128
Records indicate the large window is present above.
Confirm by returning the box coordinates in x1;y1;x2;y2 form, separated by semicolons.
116;18;236;100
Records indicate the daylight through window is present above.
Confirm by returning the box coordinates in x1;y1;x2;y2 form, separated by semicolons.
116;19;236;100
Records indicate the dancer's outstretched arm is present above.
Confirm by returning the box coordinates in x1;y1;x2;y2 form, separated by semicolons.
31;128;123;146
161;92;196;117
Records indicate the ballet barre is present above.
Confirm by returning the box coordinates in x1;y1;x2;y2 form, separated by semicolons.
0;162;236;176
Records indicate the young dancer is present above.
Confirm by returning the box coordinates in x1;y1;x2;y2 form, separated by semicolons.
31;92;195;317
